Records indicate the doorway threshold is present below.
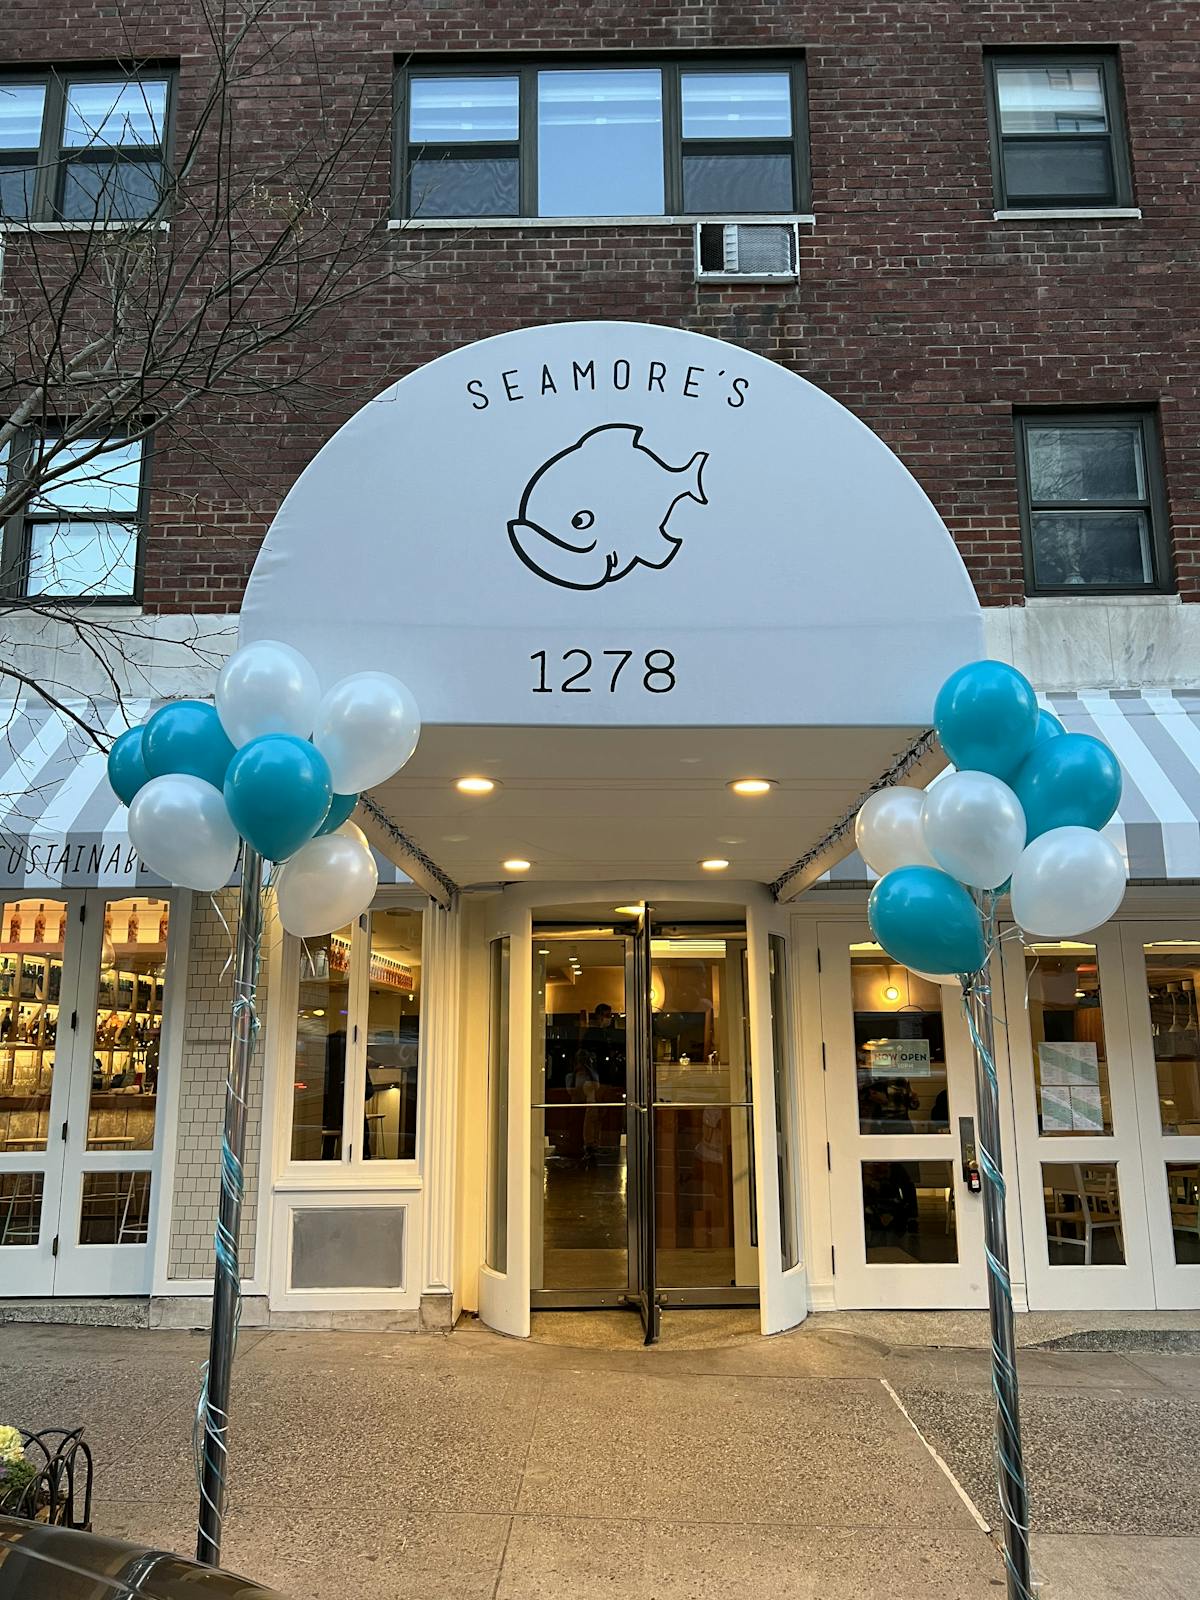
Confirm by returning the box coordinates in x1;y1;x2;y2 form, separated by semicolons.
529;1306;761;1351
0;1297;149;1328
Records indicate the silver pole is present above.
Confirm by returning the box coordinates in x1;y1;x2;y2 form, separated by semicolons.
196;846;265;1566
965;931;1033;1600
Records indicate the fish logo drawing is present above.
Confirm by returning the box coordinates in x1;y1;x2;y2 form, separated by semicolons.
507;423;709;591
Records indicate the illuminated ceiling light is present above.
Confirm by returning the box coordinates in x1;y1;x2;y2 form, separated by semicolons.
729;778;774;796
614;904;643;916
700;858;730;871
883;985;900;1002
538;947;551;955
502;858;530;872
456;776;496;795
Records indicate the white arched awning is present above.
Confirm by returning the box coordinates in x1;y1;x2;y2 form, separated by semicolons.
239;321;984;893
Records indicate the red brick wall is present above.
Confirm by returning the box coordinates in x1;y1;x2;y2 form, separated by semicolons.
2;3;1197;610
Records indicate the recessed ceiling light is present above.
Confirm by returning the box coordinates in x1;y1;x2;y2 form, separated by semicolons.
883;985;900;1002
718;836;746;846
729;777;774;796
502;858;531;872
442;834;469;843
614;904;643;916
538;947;551;955
456;776;496;795
700;858;730;872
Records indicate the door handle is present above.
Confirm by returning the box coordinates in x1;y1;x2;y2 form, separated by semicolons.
959;1115;982;1193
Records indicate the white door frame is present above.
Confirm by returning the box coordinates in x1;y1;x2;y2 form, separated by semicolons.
1000;924;1156;1311
51;890;174;1296
477;892;532;1338
0;893;86;1296
819;920;991;1309
1119;920;1200;1310
747;896;808;1332
474;879;801;1337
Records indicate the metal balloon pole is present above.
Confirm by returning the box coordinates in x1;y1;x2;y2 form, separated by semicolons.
196;845;265;1567
964;892;1033;1600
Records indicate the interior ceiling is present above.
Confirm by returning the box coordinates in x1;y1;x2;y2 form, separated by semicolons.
366;724;927;891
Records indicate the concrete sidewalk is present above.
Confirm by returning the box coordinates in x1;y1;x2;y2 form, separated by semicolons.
2;1310;1197;1598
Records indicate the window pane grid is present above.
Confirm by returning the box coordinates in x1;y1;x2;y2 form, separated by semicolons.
10;432;145;601
990;56;1125;208
400;61;805;220
0;71;170;224
1019;416;1164;594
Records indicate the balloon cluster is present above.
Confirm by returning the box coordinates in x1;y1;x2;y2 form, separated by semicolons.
106;642;420;937
857;660;1127;978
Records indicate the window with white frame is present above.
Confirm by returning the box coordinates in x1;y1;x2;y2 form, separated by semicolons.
1;431;148;601
289;905;424;1165
0;69;173;223
396;58;810;221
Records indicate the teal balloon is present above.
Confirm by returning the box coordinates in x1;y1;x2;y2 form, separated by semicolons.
317;792;359;836
934;660;1039;780
1011;733;1123;842
868;866;987;977
1032;708;1065;748
224;735;333;862
107;726;150;806
143;700;236;790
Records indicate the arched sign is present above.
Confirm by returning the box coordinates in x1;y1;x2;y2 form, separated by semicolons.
241;322;982;727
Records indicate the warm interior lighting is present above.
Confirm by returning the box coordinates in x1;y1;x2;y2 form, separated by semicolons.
456;776;495;794
502;858;530;872
729;778;774;796
700;858;730;871
883;985;900;1002
614;904;643;916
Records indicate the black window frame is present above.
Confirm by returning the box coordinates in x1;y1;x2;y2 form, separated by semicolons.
0;64;177;225
0;426;153;605
393;55;810;222
984;48;1133;211
1013;409;1171;597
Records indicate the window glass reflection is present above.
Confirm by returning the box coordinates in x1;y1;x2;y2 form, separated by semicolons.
852;947;949;1135
291;926;353;1161
862;1160;958;1263
78;1170;150;1244
409;76;519;142
680;72;792;139
0;1171;42;1244
1144;943;1200;1135
537;69;664;217
88;896;168;1151
63;80;168;147
1166;1164;1200;1265
1042;1161;1125;1264
1025;942;1112;1135
995;67;1107;134
1;898;67;1154
363;906;422;1160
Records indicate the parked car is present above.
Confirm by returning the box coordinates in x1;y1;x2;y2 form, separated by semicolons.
0;1516;285;1598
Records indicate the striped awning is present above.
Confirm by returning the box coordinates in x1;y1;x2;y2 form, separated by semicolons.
0;695;410;891
822;689;1200;887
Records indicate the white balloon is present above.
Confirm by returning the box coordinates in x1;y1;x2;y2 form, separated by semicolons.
921;771;1026;891
854;787;939;876
216;639;321;746
275;830;379;937
1010;826;1127;938
336;819;370;852
128;774;240;892
312;672;420;793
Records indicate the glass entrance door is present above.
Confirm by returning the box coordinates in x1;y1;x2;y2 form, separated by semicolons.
820;925;990;1309
530;917;759;1337
0;891;172;1298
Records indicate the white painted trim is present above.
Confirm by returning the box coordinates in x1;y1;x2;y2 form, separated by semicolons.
390;212;817;232
0;221;171;234
421;899;461;1298
991;207;1142;221
269;1186;421;1312
151;889;193;1297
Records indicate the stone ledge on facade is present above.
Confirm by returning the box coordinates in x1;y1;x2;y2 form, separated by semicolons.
0;1298;151;1328
985;596;1200;692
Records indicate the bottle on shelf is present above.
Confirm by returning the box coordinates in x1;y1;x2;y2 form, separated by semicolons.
126;904;140;943
33;904;45;944
56;907;66;945
157;904;169;944
8;907;21;944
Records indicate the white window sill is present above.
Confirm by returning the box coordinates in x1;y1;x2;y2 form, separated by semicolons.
273;1166;423;1192
1025;593;1179;606
390;212;817;232
991;207;1142;222
698;272;800;285
0;220;170;234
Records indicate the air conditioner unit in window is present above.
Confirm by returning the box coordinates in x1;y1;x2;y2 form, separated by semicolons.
695;220;799;282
